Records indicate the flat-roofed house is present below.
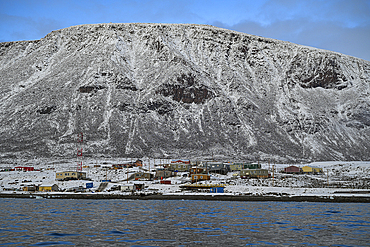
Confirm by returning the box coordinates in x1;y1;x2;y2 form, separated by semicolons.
169;163;191;172
229;163;244;171
14;166;34;171
302;166;323;174
56;171;86;180
191;174;210;183
240;169;269;179
154;168;174;179
133;172;153;180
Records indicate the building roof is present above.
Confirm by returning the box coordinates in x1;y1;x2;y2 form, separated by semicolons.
39;184;58;187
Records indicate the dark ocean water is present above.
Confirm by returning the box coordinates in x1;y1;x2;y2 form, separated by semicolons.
0;198;369;246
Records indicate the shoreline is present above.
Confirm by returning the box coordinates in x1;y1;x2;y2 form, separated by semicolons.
1;192;369;203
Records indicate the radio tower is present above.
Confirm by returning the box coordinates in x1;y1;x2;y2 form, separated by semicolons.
77;132;83;171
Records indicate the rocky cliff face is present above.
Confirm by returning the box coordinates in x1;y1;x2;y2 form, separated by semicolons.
0;23;369;162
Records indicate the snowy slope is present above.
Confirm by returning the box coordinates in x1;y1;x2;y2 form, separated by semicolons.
0;23;369;162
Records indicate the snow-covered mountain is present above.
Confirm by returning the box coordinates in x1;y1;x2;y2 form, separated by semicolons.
0;23;369;162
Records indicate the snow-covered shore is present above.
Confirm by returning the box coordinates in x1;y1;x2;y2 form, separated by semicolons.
0;158;369;202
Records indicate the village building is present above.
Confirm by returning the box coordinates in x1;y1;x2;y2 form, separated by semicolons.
133;172;153;180
191;173;210;183
22;185;37;192
119;183;144;192
229;163;244;171
210;186;225;193
244;163;262;169
180;183;225;192
66;186;86;192
198;162;230;175
284;165;301;174
112;159;143;169
154;168;174;179
189;167;207;175
56;171;87;180
39;184;59;192
14;166;34;172
240;169;269;179
0;167;12;172
168;163;191;172
120;184;135;192
171;159;190;164
302;166;323;174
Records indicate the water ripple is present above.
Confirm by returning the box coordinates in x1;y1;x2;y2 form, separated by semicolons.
0;199;369;246
30;241;74;246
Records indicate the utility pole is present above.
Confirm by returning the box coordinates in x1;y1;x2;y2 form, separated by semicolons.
77;132;83;172
127;161;129;183
272;164;275;187
327;169;329;187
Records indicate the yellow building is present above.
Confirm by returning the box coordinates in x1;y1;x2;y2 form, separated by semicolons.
302;166;323;174
191;174;210;183
56;171;86;180
39;184;59;192
229;163;244;171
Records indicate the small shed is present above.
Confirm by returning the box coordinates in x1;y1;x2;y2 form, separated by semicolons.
134;184;145;191
160;180;171;184
120;184;135;192
23;185;37;192
210;187;224;193
39;184;59;192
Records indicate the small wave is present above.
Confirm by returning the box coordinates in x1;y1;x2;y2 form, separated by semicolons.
46;232;80;238
325;210;341;214
30;241;74;246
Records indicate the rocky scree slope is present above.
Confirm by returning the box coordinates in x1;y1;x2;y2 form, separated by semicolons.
0;23;369;162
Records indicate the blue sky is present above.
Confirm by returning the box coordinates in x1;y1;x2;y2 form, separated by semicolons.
1;0;369;61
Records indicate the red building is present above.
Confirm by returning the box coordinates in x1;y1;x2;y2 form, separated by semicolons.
14;166;34;172
171;159;190;164
284;165;300;174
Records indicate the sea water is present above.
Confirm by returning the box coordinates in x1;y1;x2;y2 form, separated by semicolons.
0;198;369;246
